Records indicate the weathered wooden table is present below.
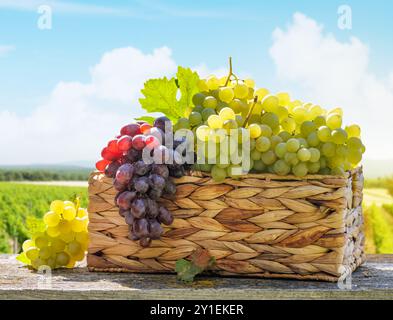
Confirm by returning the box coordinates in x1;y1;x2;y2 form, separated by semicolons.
1;255;392;300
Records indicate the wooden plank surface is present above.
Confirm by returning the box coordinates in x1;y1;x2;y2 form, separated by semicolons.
0;254;392;300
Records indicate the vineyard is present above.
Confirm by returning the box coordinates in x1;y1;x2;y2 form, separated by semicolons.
0;182;87;253
0;181;393;254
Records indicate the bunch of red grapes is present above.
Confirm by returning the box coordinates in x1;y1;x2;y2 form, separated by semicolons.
95;116;186;247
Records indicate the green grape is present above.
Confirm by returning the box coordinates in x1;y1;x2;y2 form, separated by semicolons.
270;135;283;149
261;112;279;129
262;95;279;113
43;211;60;227
59;231;76;243
297;137;309;148
58;220;72;234
192;93;206;106
279;131;291;142
261;150;277;165
198;79;209;92
253;160;266;172
194;163;213;172
286;138;300;153
229;99;247;113
22;239;35;252
71;217;87;233
176;117;190;129
321;142;336;158
292;107;307;123
346;124;361;138
189;112;202;126
292;162;308;177
56;252;70;267
309;105;323;118
67;240;82;256
228;165;243;178
51;239;66;252
336;145;349;157
274;160;291;176
35;235;49;249
297;148;311;162
256;137;271;152
201;108;216;121
250;138;256;150
235;115;244;127
216;161;230;169
219;107;236;121
39;247;52;260
260;124;273;137
276;106;289;121
223;119;238;134
276;92;290;106
300;121;317;137
249;124;262;139
331;128;348;145
329;155;345;169
219;87;235;103
26;247;40;260
281;117;296;133
314;116;326;128
320;156;327;169
255;88;270;101
193;105;204;113
326;113;342;130
203;96;218;109
307;132;320;147
234;83;249;99
211;165;227;182
206;76;220;90
248;114;262;125
309;148;321;163
63;206;76;221
331;167;345;176
284;152;299;166
46;226;60;237
251;149;262;161
275;143;287;159
252;102;263;115
216;101;229;113
347;137;362;150
267;165;275;174
207;115;223;129
308;161;321;174
317;126;332;142
348;149;362;164
50;200;64;215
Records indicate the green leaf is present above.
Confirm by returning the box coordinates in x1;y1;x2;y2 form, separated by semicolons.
175;249;215;282
139;67;200;122
16;252;30;265
135;115;156;125
177;66;200;118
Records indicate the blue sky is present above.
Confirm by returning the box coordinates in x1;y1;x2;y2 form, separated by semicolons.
0;0;393;164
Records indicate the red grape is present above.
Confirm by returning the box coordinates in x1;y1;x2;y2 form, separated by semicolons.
96;159;110;172
140;123;152;134
101;147;121;161
118;135;133;152
120;123;141;137
107;139;120;153
145;135;160;149
115;163;134;184
132;134;146;150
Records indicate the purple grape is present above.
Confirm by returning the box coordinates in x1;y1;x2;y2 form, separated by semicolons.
168;164;185;178
148;189;162;200
124;211;135;225
146;199;159;218
119;208;129;217
128;230;139;241
113;179;127;192
130;198;146;218
117;191;137;210
158;207;174;225
139;237;152;248
149;220;163;239
127;148;142;163
151;164;169;179
116;163;134;184
149;174;166;190
134;160;151;176
134;176;150;194
164;179;176;196
133;218;150;238
153;116;171;133
105;161;121;178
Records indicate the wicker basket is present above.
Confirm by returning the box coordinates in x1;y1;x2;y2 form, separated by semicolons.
87;167;365;282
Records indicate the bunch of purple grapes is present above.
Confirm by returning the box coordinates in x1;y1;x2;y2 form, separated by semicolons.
102;116;186;247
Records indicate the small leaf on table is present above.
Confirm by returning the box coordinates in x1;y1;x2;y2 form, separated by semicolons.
175;248;215;282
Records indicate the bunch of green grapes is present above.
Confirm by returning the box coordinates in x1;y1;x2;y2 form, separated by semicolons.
174;72;365;181
18;198;89;270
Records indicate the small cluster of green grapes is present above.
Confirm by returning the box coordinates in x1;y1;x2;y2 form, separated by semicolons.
19;199;89;270
174;73;365;182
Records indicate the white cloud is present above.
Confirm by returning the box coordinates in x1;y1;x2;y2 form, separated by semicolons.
269;13;393;159
0;47;177;165
0;45;15;57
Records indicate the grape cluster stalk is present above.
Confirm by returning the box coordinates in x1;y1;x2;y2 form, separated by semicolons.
96;117;186;247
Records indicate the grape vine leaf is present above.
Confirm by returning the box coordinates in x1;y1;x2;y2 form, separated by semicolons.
175;248;215;282
135;115;156;124
139;67;200;122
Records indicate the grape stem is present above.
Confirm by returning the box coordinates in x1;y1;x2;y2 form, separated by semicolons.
224;57;239;86
243;96;259;127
